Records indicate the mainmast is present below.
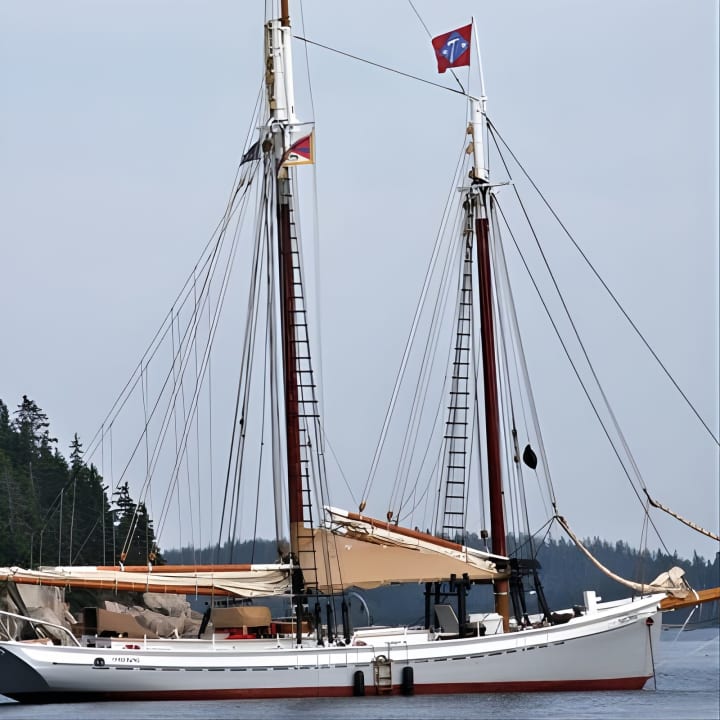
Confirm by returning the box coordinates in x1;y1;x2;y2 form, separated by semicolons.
265;2;303;555
468;90;510;629
265;0;312;645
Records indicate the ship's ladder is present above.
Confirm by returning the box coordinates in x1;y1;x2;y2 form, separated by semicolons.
440;232;475;542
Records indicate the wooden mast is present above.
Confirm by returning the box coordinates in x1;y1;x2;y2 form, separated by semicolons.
475;205;510;629
469;72;510;627
280;0;289;26
278;198;303;550
267;0;307;643
267;0;303;557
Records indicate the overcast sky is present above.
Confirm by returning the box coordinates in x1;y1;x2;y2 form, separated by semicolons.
1;1;718;562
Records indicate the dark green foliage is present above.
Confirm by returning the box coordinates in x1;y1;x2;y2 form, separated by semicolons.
369;535;719;625
111;482;160;565
0;396;161;569
13;395;57;459
1;396;717;628
164;534;720;626
165;538;280;566
533;534;719;611
0;447;39;564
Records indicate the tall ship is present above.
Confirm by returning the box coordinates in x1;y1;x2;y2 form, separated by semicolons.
1;1;717;703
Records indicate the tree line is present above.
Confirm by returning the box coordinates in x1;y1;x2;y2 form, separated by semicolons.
165;533;719;625
1;395;717;626
0;396;161;568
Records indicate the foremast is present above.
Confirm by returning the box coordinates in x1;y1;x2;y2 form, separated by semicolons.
467;89;510;629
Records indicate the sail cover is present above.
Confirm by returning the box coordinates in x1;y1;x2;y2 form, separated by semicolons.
0;564;291;598
299;507;507;593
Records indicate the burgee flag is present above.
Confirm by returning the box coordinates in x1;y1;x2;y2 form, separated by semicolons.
431;23;472;73
281;131;314;167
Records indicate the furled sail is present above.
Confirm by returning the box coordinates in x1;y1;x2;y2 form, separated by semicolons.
0;564;291;598
298;507;507;593
555;515;699;599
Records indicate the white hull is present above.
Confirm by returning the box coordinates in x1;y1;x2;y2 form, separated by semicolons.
0;594;663;702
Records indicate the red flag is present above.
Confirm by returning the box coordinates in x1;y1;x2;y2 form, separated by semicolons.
431;24;472;73
281;131;314;167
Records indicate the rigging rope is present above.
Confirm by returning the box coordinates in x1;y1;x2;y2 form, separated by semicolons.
218;158;270;558
294;36;467;98
153;166;259;542
487;118;719;448
361;136;468;508
491;131;655;510
206;295;214;558
80;157;259;562
492;196;672;556
491;207;535;549
490;201;555;522
82;86;266;471
393;211;464;520
489;126;716;549
250;295;271;563
643;490;720;542
555;515;692;599
405;0;467;95
432;217;473;537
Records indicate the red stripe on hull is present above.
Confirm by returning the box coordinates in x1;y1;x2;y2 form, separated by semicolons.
6;676;651;704
411;675;651;693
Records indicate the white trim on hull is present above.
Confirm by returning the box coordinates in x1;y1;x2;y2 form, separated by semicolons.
0;594;662;702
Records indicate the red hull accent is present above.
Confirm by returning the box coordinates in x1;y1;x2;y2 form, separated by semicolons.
411;675;651;693
7;676;651;704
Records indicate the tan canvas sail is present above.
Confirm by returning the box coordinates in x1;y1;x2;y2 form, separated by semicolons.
298;507;507;593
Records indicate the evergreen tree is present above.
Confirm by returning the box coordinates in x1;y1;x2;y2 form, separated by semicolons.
12;395;57;459
0;400;10;446
0;449;37;564
0;395;165;569
111;482;162;566
69;434;83;476
0;393;715;625
61;435;114;565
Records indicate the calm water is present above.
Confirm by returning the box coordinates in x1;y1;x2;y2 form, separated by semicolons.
1;629;717;720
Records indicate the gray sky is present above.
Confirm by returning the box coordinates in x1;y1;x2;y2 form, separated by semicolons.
1;1;718;562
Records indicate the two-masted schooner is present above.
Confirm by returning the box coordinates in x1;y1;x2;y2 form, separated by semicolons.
1;1;717;703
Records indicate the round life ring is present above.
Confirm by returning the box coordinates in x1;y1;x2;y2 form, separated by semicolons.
375;654;387;663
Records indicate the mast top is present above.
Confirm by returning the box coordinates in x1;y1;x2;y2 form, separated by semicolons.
468;22;489;183
265;1;298;134
281;0;290;26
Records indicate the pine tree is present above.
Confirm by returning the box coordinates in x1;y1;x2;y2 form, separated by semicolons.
111;482;163;566
0;395;167;569
0;400;10;446
61;435;112;565
69;434;83;476
12;395;57;459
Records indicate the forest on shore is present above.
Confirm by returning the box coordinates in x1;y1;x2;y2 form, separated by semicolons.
0;396;160;569
1;395;717;624
164;535;719;626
